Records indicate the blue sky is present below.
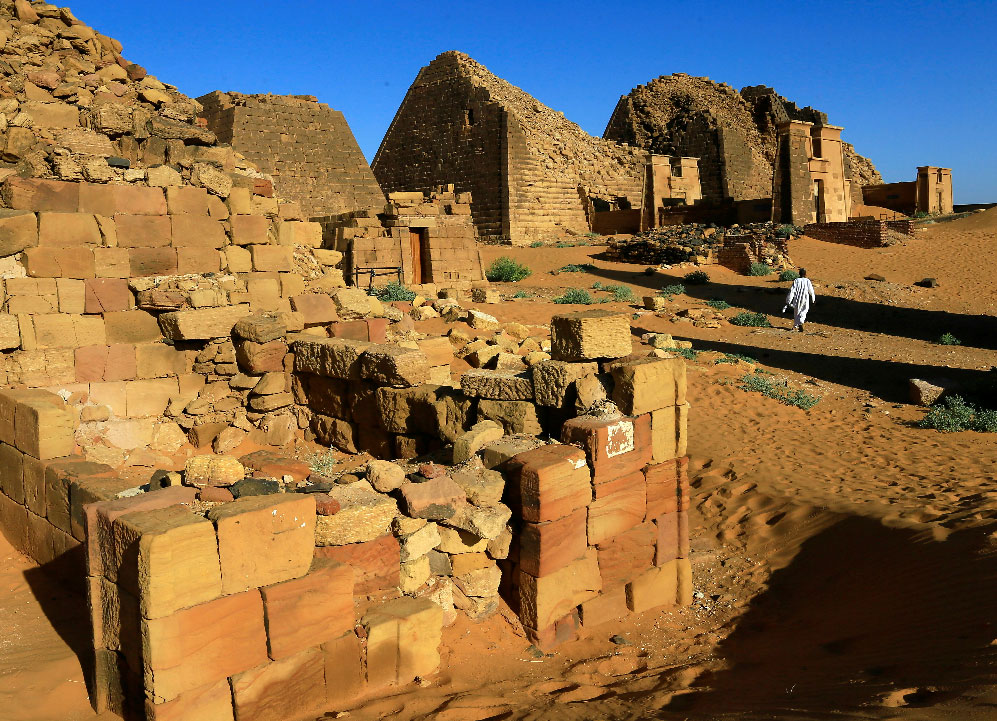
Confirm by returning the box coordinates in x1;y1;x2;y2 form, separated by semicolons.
68;0;995;203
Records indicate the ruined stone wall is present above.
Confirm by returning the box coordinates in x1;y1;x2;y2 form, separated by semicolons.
803;218;915;247
374;52;649;244
198;92;386;219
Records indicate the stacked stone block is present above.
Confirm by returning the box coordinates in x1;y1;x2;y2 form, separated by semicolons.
803;219;915;248
197;92;386;219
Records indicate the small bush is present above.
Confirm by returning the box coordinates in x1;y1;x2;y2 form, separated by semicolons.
674;347;699;360
737;373;820;409
918;395;997;432
529;240;544;248
730;311;772;327
748;262;773;276
658;283;685;298
512;290;531;299
706;298;732;310
913;210;931;219
607;284;635;302
553;263;596;274
553;288;593;304
585;232;601;238
939;332;961;346
308;449;338;477
715;352;756;365
778;269;800;282
775;224;800;238
684;270;710;285
486;256;532;282
374;282;416;302
592;281;604;290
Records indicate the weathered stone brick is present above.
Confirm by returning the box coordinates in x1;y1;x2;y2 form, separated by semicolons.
503;444;591;523
550;310;632;361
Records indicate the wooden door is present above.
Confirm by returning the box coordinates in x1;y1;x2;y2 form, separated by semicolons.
410;229;423;285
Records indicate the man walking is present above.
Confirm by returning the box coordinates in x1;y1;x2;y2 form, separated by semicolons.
784;268;816;332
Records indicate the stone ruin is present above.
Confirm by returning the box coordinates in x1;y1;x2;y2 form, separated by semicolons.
372;51;703;244
862;166;954;217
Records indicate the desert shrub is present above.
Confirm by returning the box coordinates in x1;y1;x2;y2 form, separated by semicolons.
684;270;710;285
658;283;685;298
486;256;532;282
308;450;337;476
374;282;416;302
778;269;800;282
674;347;699;360
512;290;531;299
715;352;756;365
529;240;544;248
553;288;593;304
706;298;732;310
554;263;596;274
592;281;604;290
939;332;961;346
607;284;635;302
918;395;997;432
729;311;772;327
748;262;772;276
775;224;801;238
737;373;820;409
913;210;931;219
585;232;601;238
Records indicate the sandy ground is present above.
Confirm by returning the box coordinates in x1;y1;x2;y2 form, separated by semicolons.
3;210;997;720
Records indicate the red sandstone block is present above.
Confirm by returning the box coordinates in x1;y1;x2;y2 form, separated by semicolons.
231;647;326;721
37;212;101;247
0;490;29;555
171;215;227;248
323;633;363;709
290;294;338;325
653;511;689;566
176;247;221;274
129;247;177;277
519;506;588;578
2;177;80;212
261;558;354;660
230;214;270;245
84;278;132;313
525;608;580;653
94;248;130;278
313;534;399;595
596;520;655;587
143;589;269;703
252;178;274;197
144;679;234;721
114;214;172;248
644;458;690;520
329;320;369;341
587;471;646;546
235;339;287;374
561;415;651;485
23;246;95;278
251;245;293;272
75;344;137;382
165;186;210;216
504;444;592;523
579;586;630;627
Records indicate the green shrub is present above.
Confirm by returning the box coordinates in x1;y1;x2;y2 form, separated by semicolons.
592;281;604;290
748;262;772;276
706;298;732;310
778;269;800;282
607;284;635;302
730;311;772;327
529;240;544;248
715;352;756;365
658;283;685;298
585;232;601;238
512;290;531;299
674;347;698;360
918;395;997;432
684;270;710;285
486;256;532;282
553;263;596;274
939;332;961;346
913;210;931;219
374;282;416;302
308;449;338;477
553;288;593;304
775;224;799;238
737;373;820;409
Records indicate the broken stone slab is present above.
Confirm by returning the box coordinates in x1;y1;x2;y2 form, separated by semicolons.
398;521;441;563
314;481;399;546
532;360;599;407
452;420;505;464
460;369;534;400
184;455;245;487
451;554;501;598
233;312;287;343
398;476;466;521
357;345;430;387
909;378;946;407
158;304;251;341
450;465;505;507
467;309;499;330
292;336;371;379
550;309;632;361
444;501;512;541
477;399;541;435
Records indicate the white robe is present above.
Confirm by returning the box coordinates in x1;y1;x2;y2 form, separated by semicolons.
785;277;815;328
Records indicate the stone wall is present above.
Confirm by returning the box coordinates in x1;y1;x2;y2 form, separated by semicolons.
802;219;915;248
372;52;653;244
862;167;953;216
197;92;386;219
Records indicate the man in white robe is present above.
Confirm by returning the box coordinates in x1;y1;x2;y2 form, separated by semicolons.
784;268;816;332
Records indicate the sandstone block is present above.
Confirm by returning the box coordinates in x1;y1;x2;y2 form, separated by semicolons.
84;278;132;313
626;561;678;615
452;556;501;598
460;369;534;400
251;245;293;272
314;534;400;594
444;501;511;541
358;344;430;387
450;467;505;507
104;310;162;344
452;420;504;464
504;444;591;523
362;597;443;687
653;510;689;566
144;679;234;721
531;360;599;408
0;442;24;504
0;313;20;350
579;586;630;627
519;507;588;578
550;310;632;361
114;214;172;248
587;471;647;545
158;304;251;341
207;494;316;594
10;389;74;459
644;458;690;519
610;356;686;415
0;210;39;257
330;287;372;320
561;415;652;484
143;590;268;703
596;519;655;587
184;455;246;487
292;336;369;379
399;476;465;520
650;405;678;463
290;293;338;324
315;482;398;546
166;186;210;215
261;558;354;660
323;633;364;708
519;550;602;631
129;247;177;277
230;214;270;245
231;647;326;721
398;521;441;563
477;399;541;434
233;313;287;343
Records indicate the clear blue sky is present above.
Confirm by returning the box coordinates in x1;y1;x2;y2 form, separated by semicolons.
69;0;995;203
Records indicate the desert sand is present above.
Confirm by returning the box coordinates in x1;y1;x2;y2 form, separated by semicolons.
2;211;997;721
